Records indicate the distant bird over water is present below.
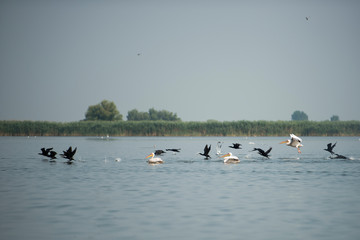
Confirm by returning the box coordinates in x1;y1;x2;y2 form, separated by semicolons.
324;142;337;155
199;144;211;159
280;134;303;153
252;147;272;159
229;143;242;149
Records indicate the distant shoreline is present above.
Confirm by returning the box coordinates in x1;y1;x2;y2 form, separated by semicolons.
1;120;359;137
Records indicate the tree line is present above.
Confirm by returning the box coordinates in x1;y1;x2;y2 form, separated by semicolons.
1;120;359;136
85;100;180;121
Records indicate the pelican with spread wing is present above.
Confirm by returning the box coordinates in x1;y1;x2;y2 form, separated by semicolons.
220;152;240;164
280;134;303;153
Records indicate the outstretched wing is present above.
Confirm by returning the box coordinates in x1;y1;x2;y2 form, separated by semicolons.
265;147;272;155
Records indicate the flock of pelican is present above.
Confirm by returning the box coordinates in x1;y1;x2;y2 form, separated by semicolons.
38;134;350;165
146;133;349;164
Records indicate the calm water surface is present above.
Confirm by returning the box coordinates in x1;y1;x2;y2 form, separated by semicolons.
1;136;360;240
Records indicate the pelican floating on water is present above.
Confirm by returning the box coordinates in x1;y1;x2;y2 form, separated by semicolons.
146;153;164;164
221;152;240;164
280;134;303;153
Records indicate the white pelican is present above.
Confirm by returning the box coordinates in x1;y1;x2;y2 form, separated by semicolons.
221;152;240;164
280;134;303;153
146;153;163;164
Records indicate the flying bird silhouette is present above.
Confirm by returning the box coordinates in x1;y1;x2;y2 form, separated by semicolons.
199;144;211;159
166;148;181;153
252;147;272;159
39;147;53;157
60;146;77;162
229;143;242;149
324;142;336;154
280;134;303;153
155;150;166;155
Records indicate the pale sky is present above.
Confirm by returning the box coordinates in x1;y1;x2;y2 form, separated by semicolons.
1;0;359;122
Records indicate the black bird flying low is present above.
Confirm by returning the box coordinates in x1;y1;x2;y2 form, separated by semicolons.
48;150;57;159
252;147;272;159
60;146;77;161
199;144;211;159
229;143;242;149
166;148;181;152
155;150;166;155
324;142;336;154
39;147;53;157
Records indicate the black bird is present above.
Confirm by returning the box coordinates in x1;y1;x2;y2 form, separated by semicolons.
60;146;77;161
252;147;272;159
324;142;336;154
166;148;181;153
199;144;211;159
48;150;57;159
229;143;242;149
330;153;348;159
39;147;53;157
155;150;166;155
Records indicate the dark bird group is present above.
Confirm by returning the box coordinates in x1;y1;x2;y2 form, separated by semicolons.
39;146;77;164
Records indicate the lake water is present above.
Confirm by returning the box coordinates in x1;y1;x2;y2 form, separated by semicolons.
1;136;360;240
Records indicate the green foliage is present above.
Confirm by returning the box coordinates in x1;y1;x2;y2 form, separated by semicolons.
85;100;122;121
1;120;360;136
291;110;309;121
330;115;340;121
127;108;181;121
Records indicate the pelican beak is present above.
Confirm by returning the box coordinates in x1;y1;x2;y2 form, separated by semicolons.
220;153;230;158
146;153;153;158
279;140;287;144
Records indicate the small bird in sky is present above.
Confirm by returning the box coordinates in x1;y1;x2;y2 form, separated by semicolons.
306;16;309;20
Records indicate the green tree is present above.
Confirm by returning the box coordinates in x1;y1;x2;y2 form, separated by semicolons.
127;109;150;121
330;115;340;121
85;100;122;121
291;110;308;121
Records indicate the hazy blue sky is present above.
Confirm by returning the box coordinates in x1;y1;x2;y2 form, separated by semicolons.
1;0;359;122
